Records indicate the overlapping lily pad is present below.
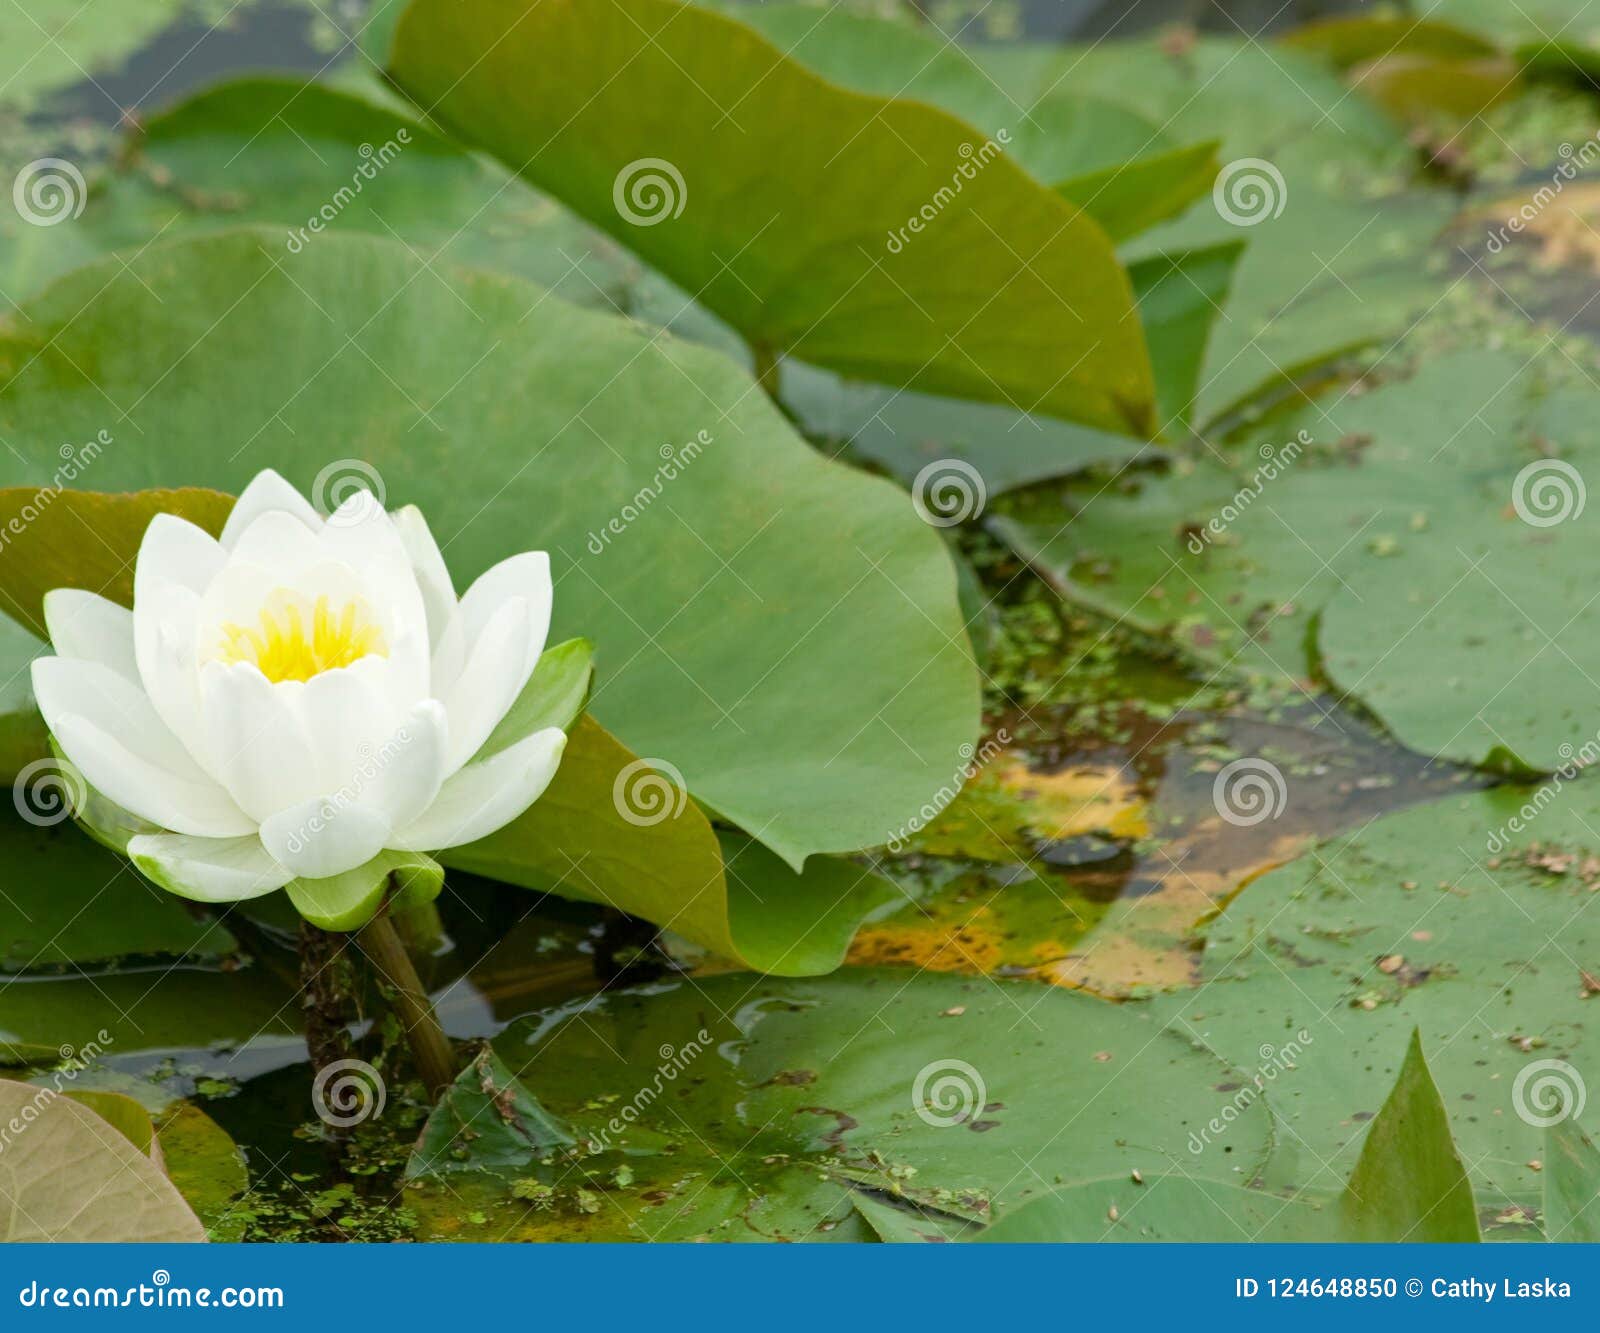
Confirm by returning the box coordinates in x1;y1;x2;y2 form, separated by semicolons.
992;350;1542;684
388;0;1155;433
404;968;1272;1241
1154;780;1600;1208
2;79;642;314
0;229;977;872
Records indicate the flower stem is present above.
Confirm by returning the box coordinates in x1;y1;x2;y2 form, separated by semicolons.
357;908;456;1098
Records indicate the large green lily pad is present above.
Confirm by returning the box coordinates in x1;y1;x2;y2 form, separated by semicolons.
974;34;1450;425
0;229;978;870
0;808;239;969
2;78;642;314
974;1028;1478;1241
388;0;1155;433
992;349;1539;683
404;968;1273;1240
1154;780;1600;1209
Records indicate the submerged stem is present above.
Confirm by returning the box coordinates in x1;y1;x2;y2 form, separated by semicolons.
358;904;456;1098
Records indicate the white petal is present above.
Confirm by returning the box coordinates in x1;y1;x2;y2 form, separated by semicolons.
200;661;322;821
42;589;136;680
128;833;292;902
459;552;552;678
227;508;327;574
362;700;449;828
393;726;565;851
438;596;532;772
133;513;225;599
293;656;402;793
33;656;194;770
34;662;255;837
392;504;456;655
133;579;210;773
259;798;390;880
219;469;323;549
429;610;468;698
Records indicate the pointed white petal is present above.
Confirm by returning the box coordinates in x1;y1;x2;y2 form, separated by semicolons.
133;579;211;773
459;551;551;677
42;589;136;680
219;469;322;549
438;596;532;772
133;512;225;599
392;504;456;655
393;726;565;851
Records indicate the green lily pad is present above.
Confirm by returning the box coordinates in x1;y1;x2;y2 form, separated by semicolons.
0;808;239;969
2;78;642;314
0;617;45;783
1057;143;1222;246
1340;1029;1480;1242
0;228;978;871
0;1077;205;1241
1154;781;1600;1208
404;969;1273;1241
1316;382;1600;772
449;717;900;974
0;961;298;1065
154;1100;251;1242
973;33;1449;424
0;1;188;113
63;1088;159;1156
779;241;1239;494
975;1175;1339;1242
975;1031;1478;1241
992;349;1536;681
1544;1118;1600;1241
388;0;1155;433
408;1045;576;1179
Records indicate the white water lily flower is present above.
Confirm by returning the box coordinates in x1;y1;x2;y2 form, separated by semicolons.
31;469;567;926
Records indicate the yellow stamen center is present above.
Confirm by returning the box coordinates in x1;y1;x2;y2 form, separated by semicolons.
217;593;387;683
